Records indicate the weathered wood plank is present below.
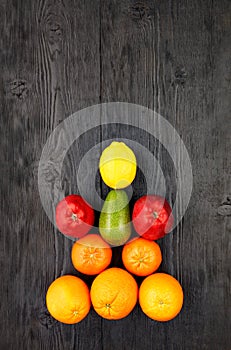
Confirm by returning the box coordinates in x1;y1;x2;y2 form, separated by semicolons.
100;0;231;349
0;0;102;349
0;0;230;349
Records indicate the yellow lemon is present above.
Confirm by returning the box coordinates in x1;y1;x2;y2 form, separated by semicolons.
99;141;137;189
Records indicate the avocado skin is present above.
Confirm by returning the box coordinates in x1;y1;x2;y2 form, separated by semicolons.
99;190;131;246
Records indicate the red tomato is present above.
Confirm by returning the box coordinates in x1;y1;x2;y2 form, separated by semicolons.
132;195;174;240
55;195;94;238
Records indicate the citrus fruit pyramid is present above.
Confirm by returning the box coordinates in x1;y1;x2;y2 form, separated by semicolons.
46;141;184;324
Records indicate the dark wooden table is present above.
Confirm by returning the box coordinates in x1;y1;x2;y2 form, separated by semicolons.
1;1;230;349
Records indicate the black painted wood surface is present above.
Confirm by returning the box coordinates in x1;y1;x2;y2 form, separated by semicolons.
0;0;230;349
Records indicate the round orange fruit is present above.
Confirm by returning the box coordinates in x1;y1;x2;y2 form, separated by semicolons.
139;273;183;322
46;275;91;324
122;238;162;276
90;267;138;320
71;234;112;275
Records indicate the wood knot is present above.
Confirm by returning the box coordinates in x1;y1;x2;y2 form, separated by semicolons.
42;13;65;58
217;205;231;216
37;306;57;329
218;195;231;216
128;2;152;22
221;194;231;205
174;67;188;86
46;19;63;46
8;79;29;99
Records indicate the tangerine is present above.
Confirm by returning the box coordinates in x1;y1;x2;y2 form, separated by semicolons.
122;238;162;276
71;234;112;275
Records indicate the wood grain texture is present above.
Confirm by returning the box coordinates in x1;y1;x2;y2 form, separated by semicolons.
0;0;230;349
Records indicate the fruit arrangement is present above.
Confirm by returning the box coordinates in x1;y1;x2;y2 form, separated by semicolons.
46;141;183;324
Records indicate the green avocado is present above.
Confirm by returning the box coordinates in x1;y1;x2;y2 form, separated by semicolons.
99;190;131;246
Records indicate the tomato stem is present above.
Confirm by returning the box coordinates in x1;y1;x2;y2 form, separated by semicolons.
71;213;78;221
153;211;159;219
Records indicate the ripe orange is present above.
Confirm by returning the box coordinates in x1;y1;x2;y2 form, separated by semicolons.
139;273;183;322
122;238;162;276
46;275;91;324
71;234;112;275
90;267;138;320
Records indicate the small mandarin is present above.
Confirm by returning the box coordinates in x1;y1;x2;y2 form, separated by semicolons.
71;234;112;275
122;238;162;276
